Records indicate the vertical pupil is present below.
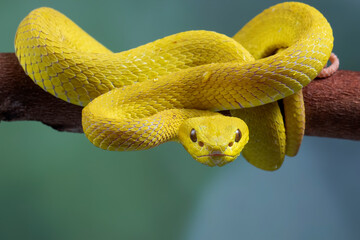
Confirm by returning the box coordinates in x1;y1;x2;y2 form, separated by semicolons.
235;129;241;142
190;129;197;142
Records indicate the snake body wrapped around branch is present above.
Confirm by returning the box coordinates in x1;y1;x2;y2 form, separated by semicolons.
14;2;333;169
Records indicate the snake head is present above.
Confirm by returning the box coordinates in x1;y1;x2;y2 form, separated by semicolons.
178;115;249;167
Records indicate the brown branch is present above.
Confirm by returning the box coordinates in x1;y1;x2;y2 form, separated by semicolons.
304;70;360;140
0;53;83;132
0;53;359;140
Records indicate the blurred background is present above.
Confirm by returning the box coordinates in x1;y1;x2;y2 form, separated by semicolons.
1;0;360;239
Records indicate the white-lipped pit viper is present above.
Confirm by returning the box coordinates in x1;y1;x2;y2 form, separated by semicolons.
14;2;334;170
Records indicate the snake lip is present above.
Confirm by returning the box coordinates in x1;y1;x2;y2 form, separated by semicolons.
197;151;236;166
197;151;232;158
202;153;228;157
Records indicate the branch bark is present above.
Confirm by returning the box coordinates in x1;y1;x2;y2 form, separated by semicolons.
1;53;359;140
0;53;83;132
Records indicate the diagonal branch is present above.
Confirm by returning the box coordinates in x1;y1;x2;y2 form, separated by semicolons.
0;53;83;132
0;53;359;140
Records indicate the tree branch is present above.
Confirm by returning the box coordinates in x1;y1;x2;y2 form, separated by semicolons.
1;53;359;140
0;53;83;132
303;70;360;140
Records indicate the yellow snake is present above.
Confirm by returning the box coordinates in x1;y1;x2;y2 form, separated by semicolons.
14;2;333;170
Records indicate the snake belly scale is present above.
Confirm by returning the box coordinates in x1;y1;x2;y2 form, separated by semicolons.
15;2;333;168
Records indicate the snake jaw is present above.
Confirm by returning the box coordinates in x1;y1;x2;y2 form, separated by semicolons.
192;138;246;167
198;149;235;166
196;151;237;167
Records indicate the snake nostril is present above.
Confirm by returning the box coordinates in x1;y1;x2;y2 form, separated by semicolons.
228;142;234;147
198;141;204;147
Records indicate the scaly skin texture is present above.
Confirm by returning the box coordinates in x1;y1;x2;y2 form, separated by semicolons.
15;8;253;106
14;2;333;168
283;91;305;157
231;102;286;170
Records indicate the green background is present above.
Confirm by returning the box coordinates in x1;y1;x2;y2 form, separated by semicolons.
1;0;360;239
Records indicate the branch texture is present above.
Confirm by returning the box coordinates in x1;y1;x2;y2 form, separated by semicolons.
0;53;82;132
1;53;359;140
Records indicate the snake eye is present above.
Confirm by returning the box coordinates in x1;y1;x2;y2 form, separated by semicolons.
235;129;241;142
190;128;197;142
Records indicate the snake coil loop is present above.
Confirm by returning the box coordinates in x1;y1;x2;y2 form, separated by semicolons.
15;2;333;169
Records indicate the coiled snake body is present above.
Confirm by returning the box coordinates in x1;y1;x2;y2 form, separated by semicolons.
15;2;333;169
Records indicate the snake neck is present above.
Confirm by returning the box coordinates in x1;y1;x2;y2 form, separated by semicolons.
82;102;220;151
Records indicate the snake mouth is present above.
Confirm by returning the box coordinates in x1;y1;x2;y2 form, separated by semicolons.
196;151;236;166
198;153;229;157
197;150;233;158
